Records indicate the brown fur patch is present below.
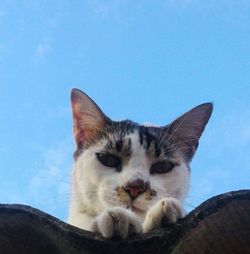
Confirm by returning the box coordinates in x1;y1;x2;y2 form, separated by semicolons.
115;186;131;204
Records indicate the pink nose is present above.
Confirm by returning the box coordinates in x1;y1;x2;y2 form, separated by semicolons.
123;179;148;200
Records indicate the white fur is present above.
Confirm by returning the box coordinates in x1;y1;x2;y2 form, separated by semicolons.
68;132;190;237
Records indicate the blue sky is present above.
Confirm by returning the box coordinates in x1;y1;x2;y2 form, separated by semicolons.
0;0;250;221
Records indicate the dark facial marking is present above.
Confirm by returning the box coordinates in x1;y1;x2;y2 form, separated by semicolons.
105;139;114;151
115;139;123;152
154;142;161;158
122;138;132;157
74;119;173;161
145;130;153;150
138;126;151;149
139;128;144;146
138;126;166;158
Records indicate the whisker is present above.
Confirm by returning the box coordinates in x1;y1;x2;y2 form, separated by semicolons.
157;123;173;149
163;144;198;155
170;138;199;148
166;111;191;143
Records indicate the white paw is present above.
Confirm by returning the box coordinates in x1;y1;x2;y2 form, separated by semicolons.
143;197;185;233
91;207;142;238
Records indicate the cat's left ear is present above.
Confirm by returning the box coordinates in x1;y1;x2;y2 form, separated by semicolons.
165;103;213;161
71;89;110;148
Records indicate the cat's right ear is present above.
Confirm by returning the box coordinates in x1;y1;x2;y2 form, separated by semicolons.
71;89;109;147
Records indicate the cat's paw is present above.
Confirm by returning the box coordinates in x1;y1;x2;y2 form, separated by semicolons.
91;207;142;238
143;197;185;233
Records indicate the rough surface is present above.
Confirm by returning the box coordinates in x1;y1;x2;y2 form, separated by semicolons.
0;190;250;254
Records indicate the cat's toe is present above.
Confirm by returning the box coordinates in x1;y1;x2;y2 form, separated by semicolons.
91;207;142;238
143;197;185;233
161;198;185;225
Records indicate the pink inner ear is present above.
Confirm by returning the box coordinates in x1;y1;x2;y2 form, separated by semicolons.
72;109;102;146
71;89;108;147
73;127;97;146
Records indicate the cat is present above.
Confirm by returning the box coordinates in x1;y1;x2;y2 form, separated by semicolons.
68;88;213;238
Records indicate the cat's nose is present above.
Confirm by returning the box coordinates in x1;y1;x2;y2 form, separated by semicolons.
123;179;149;200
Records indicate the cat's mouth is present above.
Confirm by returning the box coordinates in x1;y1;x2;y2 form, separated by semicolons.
130;205;145;214
123;200;146;214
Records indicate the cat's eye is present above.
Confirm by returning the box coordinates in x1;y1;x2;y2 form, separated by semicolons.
96;153;122;171
150;161;174;174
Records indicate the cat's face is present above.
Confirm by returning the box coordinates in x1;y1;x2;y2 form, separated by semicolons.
71;89;212;218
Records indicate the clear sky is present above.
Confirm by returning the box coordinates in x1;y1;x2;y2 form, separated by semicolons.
0;0;250;221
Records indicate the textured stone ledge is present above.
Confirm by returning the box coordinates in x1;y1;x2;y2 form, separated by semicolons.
0;190;250;254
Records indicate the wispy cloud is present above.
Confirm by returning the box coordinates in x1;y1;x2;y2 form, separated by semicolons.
86;0;136;22
1;140;73;220
0;10;5;18
204;110;250;152
191;167;229;195
186;166;230;212
188;109;250;210
0;45;11;62
28;141;72;218
41;106;71;122
88;0;110;19
35;38;53;60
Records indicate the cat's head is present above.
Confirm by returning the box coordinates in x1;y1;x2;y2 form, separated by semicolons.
70;88;213;217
